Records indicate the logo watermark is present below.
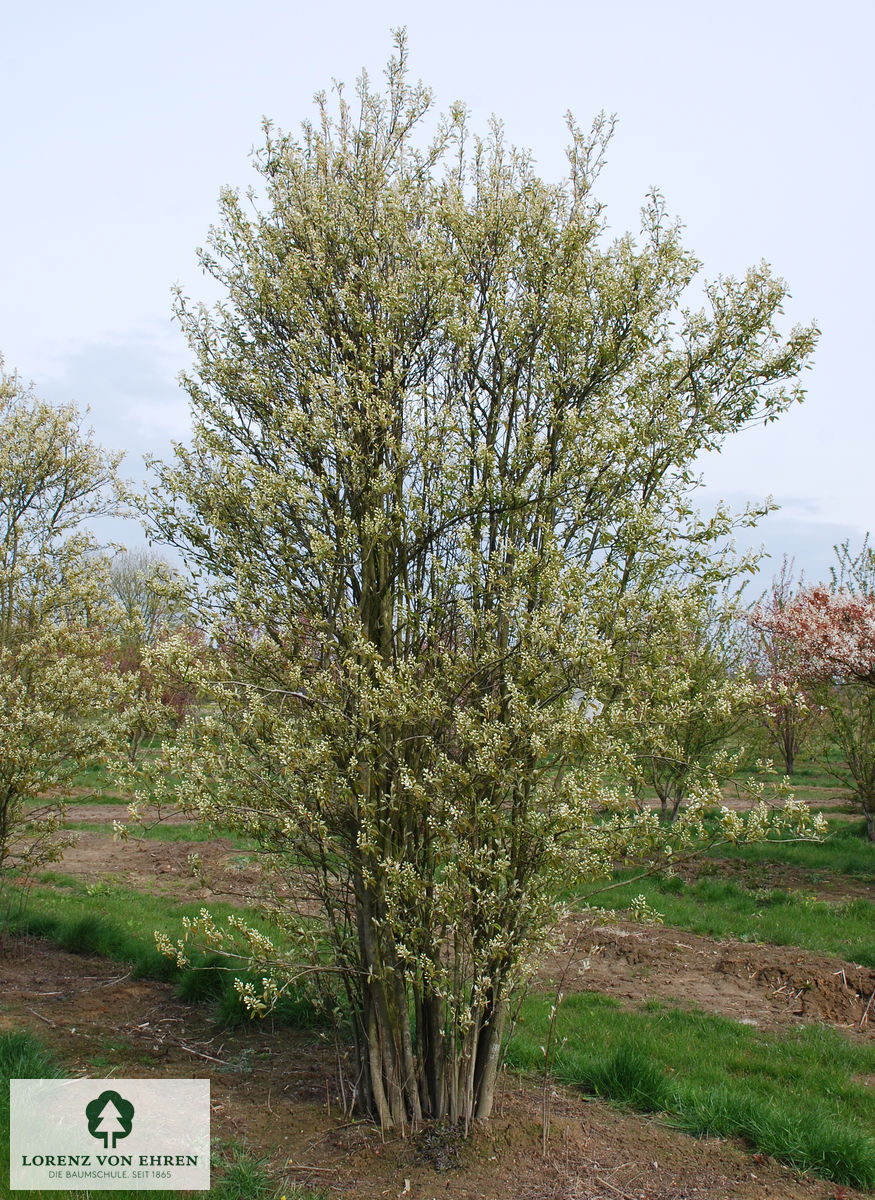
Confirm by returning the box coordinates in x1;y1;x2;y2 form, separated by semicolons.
86;1090;135;1149
10;1079;210;1190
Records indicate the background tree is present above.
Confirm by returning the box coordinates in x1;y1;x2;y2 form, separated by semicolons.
107;549;198;763
109;549;188;645
0;359;125;935
820;679;875;841
751;540;875;839
151;41;819;1128
832;533;875;596
613;585;756;822
745;557;816;776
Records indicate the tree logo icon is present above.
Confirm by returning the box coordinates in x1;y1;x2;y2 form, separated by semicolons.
85;1090;135;1149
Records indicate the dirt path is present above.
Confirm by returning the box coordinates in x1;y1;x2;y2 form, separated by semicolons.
685;855;874;901
44;830;266;903
1;938;869;1200
66;803;194;825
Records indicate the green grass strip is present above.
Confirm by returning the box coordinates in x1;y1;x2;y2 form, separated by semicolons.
580;871;875;966
10;878;327;1029
711;819;875;879
508;993;875;1188
63;820;259;848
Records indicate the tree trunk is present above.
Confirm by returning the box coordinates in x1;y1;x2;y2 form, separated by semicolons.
472;1000;506;1120
347;907;510;1129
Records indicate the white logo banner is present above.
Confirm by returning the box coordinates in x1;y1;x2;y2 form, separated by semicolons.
10;1079;210;1190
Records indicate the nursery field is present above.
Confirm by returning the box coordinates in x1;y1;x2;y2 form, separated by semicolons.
1;766;873;1200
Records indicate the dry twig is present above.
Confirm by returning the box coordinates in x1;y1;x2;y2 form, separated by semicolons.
860;989;874;1029
25;1007;56;1026
594;1175;639;1200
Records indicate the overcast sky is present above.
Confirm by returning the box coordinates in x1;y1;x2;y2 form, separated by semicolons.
2;0;872;586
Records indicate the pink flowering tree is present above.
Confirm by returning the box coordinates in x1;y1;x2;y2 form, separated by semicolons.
771;585;875;685
746;558;817;776
752;544;875;840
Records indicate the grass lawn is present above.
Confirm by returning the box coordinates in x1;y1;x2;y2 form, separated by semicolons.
578;870;874;966
508;991;875;1188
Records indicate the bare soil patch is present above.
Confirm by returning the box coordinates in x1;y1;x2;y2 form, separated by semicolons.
539;919;875;1037
48;830;266;903
1;939;869;1200
66;803;194;824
